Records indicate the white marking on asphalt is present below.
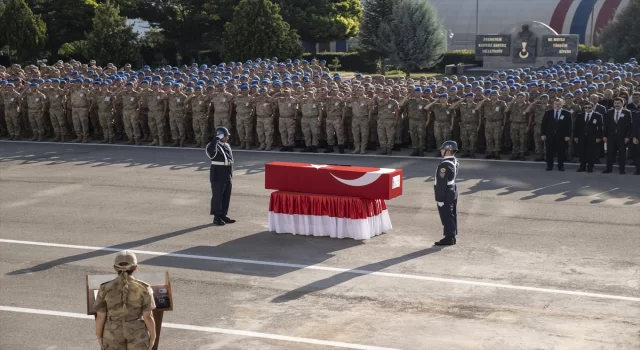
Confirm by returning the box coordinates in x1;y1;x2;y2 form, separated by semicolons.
1;238;639;303
591;188;619;197
0;139;607;166
531;181;571;192
0;306;399;350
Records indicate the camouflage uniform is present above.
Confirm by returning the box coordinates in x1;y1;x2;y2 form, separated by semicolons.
121;90;141;144
565;102;583;158
324;96;345;150
189;93;210;147
94;277;156;350
147;91;167;146
276;96;297;149
348;96;371;154
47;88;67;141
481;100;507;156
3;90;22;139
509;101;530;157
212;93;233;138
458;102;479;156
254;95;275;150
375;97;399;154
234;94;254;149
298;95;322;151
71;87;91;142
25;89;47;140
97;89;116;142
532;102;550;157
431;104;452;150
402;97;427;155
168;91;188;145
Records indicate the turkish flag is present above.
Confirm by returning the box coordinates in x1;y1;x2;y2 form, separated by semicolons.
265;162;403;200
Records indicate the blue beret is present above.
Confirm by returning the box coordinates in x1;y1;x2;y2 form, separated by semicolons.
414;87;422;92
439;93;448;98
539;94;549;98
124;82;134;87
465;92;474;97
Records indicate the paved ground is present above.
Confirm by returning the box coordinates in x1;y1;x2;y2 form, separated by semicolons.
0;140;638;350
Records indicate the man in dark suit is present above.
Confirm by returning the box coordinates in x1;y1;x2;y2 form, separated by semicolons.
629;92;640;175
603;97;632;174
589;93;607;161
541;98;572;171
574;102;603;173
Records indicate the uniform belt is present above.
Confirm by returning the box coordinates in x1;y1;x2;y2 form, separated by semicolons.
107;316;141;322
211;161;233;166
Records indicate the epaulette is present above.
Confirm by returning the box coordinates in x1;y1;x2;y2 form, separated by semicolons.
133;279;150;288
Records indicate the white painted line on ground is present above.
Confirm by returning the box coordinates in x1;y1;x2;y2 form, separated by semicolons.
2;238;639;303
0;139;606;166
0;306;399;350
591;188;619;197
531;181;571;192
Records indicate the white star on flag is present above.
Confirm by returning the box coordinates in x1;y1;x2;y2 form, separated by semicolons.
308;164;329;170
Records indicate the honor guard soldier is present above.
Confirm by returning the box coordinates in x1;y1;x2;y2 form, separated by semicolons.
434;141;459;246
207;127;236;226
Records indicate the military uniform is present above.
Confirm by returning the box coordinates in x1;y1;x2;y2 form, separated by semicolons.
121;89;141;145
254;94;275;150
94;276;155;350
168;91;188;146
24;88;47;141
275;95;297;151
147;90;167;146
71;86;91;142
430;103;452;151
458;101;479;157
374;96;399;155
189;92;210;147
509;99;530;159
348;95;371;154
324;95;345;153
97;89;116;143
212;92;233;138
298;95;322;152
531;101;551;160
3;89;22;140
234;93;254;149
434;145;459;246
47;88;67;141
480;99;507;158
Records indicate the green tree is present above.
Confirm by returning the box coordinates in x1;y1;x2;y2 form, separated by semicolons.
378;0;445;76
274;0;362;52
27;0;97;60
220;0;303;62
85;1;139;66
600;0;640;62
357;0;398;74
0;0;47;61
137;0;232;62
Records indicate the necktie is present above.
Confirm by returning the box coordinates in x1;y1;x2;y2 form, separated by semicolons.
556;111;559;121
586;113;590;123
615;112;619;123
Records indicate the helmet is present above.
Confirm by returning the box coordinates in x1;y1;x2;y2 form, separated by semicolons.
439;141;458;152
215;127;230;139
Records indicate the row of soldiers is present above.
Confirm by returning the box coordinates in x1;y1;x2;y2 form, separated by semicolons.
1;58;639;160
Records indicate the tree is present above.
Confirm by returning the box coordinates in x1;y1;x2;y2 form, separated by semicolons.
220;0;303;62
274;0;362;53
0;0;47;61
85;1;139;66
27;0;97;61
600;0;640;62
378;0;445;76
357;0;398;74
137;0;232;62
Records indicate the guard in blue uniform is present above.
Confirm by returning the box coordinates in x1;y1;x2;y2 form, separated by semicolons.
206;127;236;226
434;141;459;246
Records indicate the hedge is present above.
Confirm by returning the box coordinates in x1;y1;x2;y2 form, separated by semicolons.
576;44;603;62
302;52;378;73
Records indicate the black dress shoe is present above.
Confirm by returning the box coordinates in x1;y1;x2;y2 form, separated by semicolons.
213;217;226;226
602;169;612;174
558;166;565;171
434;237;456;246
546;167;553;171
576;168;585;172
222;216;236;224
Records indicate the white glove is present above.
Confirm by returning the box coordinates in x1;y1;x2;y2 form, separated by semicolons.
437;202;444;207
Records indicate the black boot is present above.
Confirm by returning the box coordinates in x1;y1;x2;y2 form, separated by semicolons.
311;146;318;153
324;146;334;153
337;145;345;154
213;216;226;226
409;149;419;156
287;146;294;152
280;146;288;152
434;237;456;246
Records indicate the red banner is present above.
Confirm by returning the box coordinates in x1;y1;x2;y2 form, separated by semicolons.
265;162;403;200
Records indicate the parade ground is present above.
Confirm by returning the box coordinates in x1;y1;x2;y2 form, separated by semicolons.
0;141;639;350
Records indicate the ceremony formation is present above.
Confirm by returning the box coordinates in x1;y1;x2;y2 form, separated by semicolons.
1;0;639;349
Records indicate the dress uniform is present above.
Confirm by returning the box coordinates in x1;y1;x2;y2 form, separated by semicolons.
434;141;459;246
207;127;236;226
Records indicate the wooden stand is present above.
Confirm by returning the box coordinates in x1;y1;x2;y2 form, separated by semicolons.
87;272;173;350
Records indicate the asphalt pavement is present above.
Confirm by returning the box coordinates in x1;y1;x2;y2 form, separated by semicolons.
0;140;639;350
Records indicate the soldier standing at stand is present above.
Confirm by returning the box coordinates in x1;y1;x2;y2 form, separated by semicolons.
434;141;459;246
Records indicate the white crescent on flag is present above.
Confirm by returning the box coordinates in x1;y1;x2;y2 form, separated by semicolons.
330;168;395;187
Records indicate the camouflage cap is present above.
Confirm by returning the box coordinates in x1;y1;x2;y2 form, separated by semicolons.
114;251;137;266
